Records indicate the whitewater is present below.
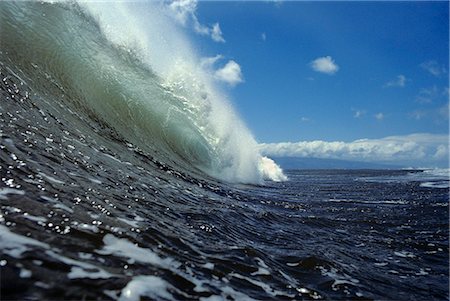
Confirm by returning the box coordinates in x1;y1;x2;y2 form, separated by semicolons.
0;1;448;301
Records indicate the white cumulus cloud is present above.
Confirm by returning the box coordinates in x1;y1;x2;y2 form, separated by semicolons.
300;117;310;122
210;23;225;43
214;60;244;86
416;85;439;104
420;60;447;77
168;0;225;43
168;0;197;25
384;75;407;88
353;109;366;118
200;54;224;68
310;56;339;75
201;55;244;87
434;145;448;159
374;112;384;120
259;133;449;167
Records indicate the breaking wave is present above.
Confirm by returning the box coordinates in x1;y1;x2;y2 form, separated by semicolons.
0;1;285;183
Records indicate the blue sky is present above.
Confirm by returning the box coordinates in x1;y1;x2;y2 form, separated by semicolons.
167;0;449;167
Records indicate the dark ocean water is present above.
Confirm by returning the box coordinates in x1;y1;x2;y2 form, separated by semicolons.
1;1;449;300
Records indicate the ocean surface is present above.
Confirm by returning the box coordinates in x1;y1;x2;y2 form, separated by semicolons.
1;2;449;300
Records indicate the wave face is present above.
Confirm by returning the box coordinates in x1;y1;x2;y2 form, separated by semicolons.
0;1;284;184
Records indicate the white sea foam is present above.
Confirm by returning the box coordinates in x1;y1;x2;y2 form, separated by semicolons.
44;250;113;280
96;234;174;267
394;251;416;258
229;273;289;297
421;168;450;178
117;215;145;228
19;268;32;278
52;203;74;213
38;172;65;185
251;257;271;276
0;188;25;200
0;224;118;281
77;223;99;233
420;181;449;189
0;225;49;258
95;233;271;301
119;275;174;301
22;213;48;223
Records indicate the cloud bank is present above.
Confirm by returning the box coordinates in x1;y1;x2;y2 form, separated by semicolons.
259;133;449;168
310;56;339;75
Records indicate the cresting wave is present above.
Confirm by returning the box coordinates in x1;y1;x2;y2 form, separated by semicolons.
0;1;286;184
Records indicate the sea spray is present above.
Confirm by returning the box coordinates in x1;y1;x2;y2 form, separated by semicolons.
259;156;288;182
